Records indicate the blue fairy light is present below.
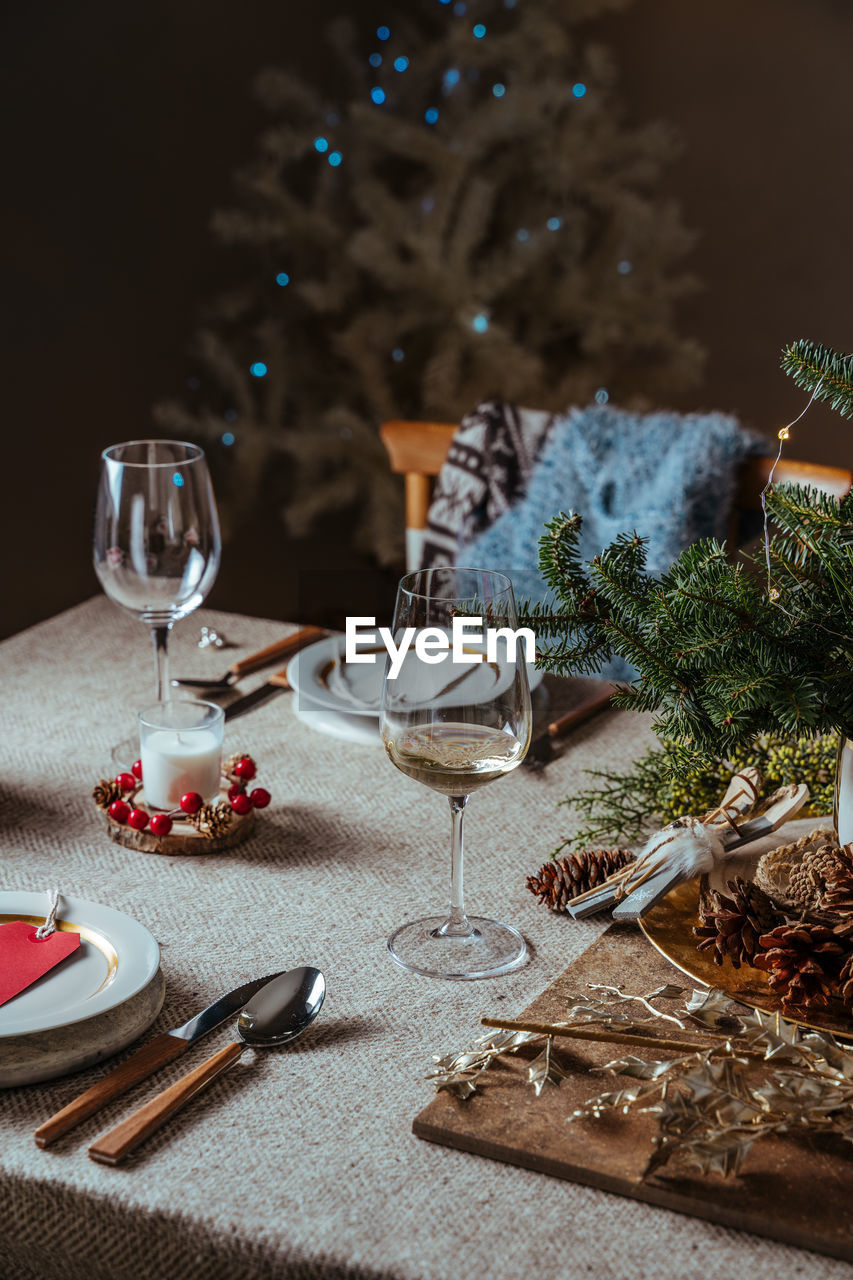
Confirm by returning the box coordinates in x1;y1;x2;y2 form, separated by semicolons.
172;472;185;487
394;56;409;72
572;82;587;98
595;388;609;405
392;348;405;362
371;87;386;105
473;22;486;37
328;151;342;166
314;136;329;153
187;376;200;390
369;53;382;68
443;68;460;89
453;1;466;12
546;216;562;231
504;0;516;7
617;260;632;275
492;83;506;98
424;107;439;124
326;112;339;126
422;196;435;212
377;25;390;40
221;431;235;447
250;361;268;378
276;272;290;287
472;313;489;333
438;0;451;5
516;228;530;243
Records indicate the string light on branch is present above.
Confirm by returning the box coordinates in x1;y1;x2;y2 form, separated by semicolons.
617;260;632;274
314;137;329;153
421;196;435;212
221;431;235;447
492;83;506;98
370;87;386;105
572;83;587;98
369;53;382;68
516;228;530;243
595;388;609;404
472;312;489;333
472;22;486;37
394;56;409;72
275;272;290;287
376;25;390;40
392;348;405;362
546;216;562;231
443;68;461;92
453;2;467;13
249;361;268;378
328;151;342;167
424;107;439;124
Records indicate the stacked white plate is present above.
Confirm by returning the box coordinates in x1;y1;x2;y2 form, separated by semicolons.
286;635;544;744
0;892;163;1086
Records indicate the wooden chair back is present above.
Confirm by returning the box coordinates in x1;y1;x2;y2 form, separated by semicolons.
380;419;852;570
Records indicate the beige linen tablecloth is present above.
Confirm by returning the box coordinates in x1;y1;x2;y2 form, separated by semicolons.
1;598;847;1280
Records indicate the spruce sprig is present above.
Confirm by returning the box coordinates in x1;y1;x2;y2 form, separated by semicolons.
523;485;853;771
780;339;853;420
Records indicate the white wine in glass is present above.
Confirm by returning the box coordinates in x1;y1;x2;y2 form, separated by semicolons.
380;567;531;979
93;440;221;701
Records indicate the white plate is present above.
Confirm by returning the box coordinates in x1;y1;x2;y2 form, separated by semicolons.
0;892;160;1037
291;695;382;745
287;634;543;717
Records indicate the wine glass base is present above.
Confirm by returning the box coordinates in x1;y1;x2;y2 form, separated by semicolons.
387;916;527;980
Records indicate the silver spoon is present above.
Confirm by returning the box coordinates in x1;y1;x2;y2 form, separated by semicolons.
88;967;326;1165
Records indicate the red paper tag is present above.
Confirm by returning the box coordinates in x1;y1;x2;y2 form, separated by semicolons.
0;921;81;1006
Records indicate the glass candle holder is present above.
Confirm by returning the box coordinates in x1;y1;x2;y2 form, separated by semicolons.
138;700;224;811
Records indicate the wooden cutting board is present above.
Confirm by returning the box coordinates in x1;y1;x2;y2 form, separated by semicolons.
413;923;853;1262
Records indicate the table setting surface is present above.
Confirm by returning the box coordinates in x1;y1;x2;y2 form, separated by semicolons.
2;596;849;1280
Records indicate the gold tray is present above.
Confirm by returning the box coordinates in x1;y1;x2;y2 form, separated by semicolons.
640;875;853;1038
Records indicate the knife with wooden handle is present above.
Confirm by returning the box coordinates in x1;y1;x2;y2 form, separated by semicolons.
33;972;282;1148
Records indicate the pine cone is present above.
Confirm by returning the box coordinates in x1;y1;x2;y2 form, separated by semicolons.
788;842;847;912
526;848;634;912
191;802;233;840
92;778;121;810
818;845;853;934
693;876;781;969
753;923;845;1011
839;954;853;1010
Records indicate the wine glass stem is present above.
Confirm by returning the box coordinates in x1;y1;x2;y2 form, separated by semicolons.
151;624;172;701
439;794;473;937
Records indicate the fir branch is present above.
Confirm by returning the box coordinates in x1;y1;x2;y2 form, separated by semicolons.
781;339;853;420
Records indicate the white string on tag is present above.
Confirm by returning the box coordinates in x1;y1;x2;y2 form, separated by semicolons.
35;888;60;940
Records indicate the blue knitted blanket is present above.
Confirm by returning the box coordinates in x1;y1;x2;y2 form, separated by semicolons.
460;404;766;680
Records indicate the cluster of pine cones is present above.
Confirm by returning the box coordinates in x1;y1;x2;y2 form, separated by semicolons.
527;841;853;1015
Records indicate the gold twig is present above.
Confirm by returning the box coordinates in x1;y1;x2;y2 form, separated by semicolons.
479;1016;765;1059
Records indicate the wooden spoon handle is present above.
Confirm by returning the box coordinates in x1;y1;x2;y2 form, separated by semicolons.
34;1031;189;1148
88;1040;244;1166
228;627;325;679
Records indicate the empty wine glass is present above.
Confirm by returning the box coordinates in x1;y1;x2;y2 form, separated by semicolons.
380;567;531;979
94;440;221;700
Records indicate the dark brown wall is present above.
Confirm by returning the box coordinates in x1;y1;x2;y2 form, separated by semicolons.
3;0;852;639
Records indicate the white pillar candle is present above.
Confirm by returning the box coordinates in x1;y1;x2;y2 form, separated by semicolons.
138;700;224;812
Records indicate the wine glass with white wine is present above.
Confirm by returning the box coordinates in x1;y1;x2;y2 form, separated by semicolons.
94;440;221;702
380;567;531;979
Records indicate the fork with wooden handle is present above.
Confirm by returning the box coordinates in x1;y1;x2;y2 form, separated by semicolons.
172;626;325;691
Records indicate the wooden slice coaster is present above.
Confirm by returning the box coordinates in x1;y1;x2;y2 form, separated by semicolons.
99;798;256;856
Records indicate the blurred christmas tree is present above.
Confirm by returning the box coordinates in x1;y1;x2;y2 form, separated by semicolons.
156;0;703;564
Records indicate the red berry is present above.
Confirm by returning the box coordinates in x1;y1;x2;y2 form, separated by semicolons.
150;814;173;837
115;772;137;793
180;792;203;815
127;808;149;831
249;787;271;809
227;782;245;803
131;759;143;780
230;792;253;815
233;757;257;781
109;799;130;824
